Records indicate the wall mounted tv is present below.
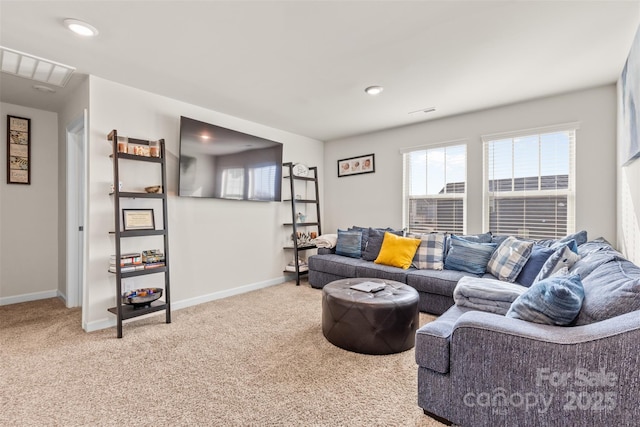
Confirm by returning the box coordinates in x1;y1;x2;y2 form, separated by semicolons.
178;116;283;201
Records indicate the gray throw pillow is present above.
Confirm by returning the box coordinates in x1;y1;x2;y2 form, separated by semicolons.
361;228;402;261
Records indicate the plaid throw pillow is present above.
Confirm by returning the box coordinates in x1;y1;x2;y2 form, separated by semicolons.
410;233;446;270
487;236;534;282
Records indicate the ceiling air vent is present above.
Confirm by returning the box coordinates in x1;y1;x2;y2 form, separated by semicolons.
0;46;75;87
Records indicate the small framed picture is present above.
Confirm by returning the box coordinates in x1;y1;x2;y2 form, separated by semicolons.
337;153;375;177
7;115;31;184
122;209;155;231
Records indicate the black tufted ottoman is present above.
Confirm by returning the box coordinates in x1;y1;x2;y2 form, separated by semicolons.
322;278;419;355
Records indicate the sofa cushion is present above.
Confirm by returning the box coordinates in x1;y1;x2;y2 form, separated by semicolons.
415;305;473;373
355;262;412;283
574;258;640;325
506;274;585;326
444;235;497;275
361;228;403;261
405;269;483;297
307;254;369;277
487;236;534;282
374;232;421;269
409;232;446;270
335;229;362;258
516;245;555;287
533;243;581;283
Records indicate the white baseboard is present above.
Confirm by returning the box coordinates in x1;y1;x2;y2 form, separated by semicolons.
0;289;62;306
84;276;287;333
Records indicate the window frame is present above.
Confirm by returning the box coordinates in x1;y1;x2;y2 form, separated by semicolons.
481;122;579;239
401;140;468;235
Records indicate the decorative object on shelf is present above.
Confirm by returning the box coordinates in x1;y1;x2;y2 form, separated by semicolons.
122;208;155;231
297;212;306;223
145;185;162;193
110;182;123;194
292;163;309;177
117;136;128;153
149;140;160;157
6;115;31;184
122;288;163;308
337;153;375;177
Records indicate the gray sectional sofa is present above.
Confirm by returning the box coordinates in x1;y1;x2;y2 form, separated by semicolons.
415;238;640;426
309;233;640;426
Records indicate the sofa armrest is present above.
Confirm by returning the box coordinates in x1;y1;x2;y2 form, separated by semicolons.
445;310;640;425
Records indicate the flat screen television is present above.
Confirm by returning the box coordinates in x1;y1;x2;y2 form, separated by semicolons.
178;116;283;201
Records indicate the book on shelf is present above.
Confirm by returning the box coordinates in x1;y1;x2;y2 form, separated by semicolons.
110;252;142;266
144;262;166;269
109;264;145;273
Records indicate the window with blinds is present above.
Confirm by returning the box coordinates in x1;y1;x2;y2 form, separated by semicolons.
403;144;466;234
482;125;577;240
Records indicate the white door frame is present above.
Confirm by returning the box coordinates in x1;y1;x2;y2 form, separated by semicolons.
65;110;88;314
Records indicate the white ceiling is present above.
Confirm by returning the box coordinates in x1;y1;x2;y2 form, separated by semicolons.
1;1;639;141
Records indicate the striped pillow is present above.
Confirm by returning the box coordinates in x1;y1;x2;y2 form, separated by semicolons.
410;233;446;270
487;236;534;282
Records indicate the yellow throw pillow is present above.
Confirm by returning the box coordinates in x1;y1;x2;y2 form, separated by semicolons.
374;232;421;269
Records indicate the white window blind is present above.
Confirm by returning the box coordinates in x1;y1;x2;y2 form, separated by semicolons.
483;126;576;239
249;164;277;200
221;167;244;199
403;143;466;234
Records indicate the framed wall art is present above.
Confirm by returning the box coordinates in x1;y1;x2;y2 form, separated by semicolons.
7;115;31;184
337;153;375;177
122;209;155;231
620;26;640;166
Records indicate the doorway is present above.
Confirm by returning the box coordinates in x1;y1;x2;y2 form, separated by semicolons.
65;111;88;319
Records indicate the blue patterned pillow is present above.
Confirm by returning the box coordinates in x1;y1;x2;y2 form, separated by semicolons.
533;243;581;283
410;233;446;270
335;229;362;258
506;274;585;326
487;236;534;282
444;235;497;275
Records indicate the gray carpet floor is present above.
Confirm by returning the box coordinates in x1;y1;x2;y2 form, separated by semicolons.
0;280;446;426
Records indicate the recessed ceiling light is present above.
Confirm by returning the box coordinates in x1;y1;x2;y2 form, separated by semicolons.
64;19;99;37
33;84;56;93
364;85;384;95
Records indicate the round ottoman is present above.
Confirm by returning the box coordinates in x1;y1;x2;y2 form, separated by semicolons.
322;278;419;355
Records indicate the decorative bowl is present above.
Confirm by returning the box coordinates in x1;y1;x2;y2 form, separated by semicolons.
145;185;162;193
122;288;163;308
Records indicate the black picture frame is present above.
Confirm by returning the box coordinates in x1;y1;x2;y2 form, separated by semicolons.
122;209;155;231
337;153;375;177
7;115;31;185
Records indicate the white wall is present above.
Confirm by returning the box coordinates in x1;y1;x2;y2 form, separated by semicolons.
324;85;618;244
0;103;59;304
84;76;324;331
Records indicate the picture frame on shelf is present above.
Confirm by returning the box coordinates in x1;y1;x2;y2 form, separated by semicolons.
337;153;375;177
7;115;31;185
122;209;155;231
